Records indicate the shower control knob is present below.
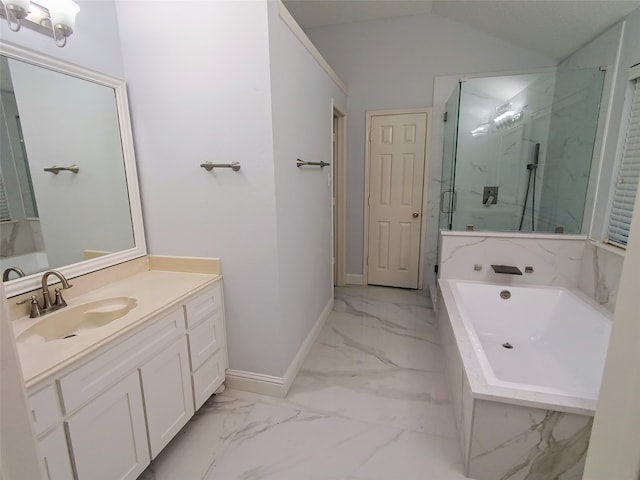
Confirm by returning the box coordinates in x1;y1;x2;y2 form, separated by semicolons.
412;212;420;218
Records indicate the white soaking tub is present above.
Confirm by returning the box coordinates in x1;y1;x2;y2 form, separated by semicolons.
437;279;612;480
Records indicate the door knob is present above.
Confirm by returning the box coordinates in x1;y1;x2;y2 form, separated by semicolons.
412;212;420;218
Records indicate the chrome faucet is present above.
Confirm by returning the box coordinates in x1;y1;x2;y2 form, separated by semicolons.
2;266;26;281
41;270;73;311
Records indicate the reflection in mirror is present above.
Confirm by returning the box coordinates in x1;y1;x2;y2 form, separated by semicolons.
440;67;605;234
0;42;146;296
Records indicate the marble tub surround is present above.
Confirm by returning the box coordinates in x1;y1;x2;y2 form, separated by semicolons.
140;286;468;480
9;255;221;386
578;241;624;313
468;400;592;480
438;283;597;479
438;231;586;287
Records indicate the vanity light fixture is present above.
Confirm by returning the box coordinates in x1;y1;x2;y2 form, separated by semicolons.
0;0;29;31
492;103;524;129
0;0;80;47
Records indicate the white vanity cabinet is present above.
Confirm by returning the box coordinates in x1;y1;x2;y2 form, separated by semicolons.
25;278;227;480
29;385;73;480
139;336;194;458
184;281;228;410
65;371;149;480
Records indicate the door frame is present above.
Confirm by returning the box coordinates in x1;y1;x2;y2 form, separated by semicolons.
333;102;347;286
363;107;431;289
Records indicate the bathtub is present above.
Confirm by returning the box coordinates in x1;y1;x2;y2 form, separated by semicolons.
437;279;612;480
0;251;49;277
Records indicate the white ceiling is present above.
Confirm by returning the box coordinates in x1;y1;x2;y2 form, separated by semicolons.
282;0;640;61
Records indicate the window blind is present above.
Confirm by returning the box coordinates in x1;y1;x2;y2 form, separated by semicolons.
0;174;10;222
607;79;640;247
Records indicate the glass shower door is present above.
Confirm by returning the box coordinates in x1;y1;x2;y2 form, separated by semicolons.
439;82;461;231
443;68;605;234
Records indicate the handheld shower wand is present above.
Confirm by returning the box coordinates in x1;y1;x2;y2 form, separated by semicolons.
519;143;540;231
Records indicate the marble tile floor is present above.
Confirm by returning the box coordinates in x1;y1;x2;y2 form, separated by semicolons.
139;286;469;480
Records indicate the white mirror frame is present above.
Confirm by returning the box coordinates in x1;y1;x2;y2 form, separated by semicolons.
1;40;146;298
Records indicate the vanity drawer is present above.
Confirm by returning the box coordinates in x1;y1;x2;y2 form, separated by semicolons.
187;308;224;370
192;349;225;411
58;308;185;414
29;385;61;436
183;282;222;329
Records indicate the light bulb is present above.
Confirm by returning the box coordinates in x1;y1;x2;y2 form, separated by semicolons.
47;0;79;31
2;0;30;31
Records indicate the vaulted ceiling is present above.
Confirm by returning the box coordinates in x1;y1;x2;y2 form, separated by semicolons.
282;0;640;61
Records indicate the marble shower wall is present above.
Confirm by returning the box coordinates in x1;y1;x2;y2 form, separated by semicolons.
577;242;624;313
437;232;626;314
537;68;606;233
452;73;556;233
438;232;586;287
0;219;44;258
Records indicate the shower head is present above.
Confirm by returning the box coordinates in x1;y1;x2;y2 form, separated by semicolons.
526;143;541;170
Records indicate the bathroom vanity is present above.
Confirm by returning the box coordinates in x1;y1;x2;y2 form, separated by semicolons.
10;256;227;480
0;39;229;480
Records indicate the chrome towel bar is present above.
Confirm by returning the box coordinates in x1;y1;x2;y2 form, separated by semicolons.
297;158;330;168
44;164;79;174
200;161;241;172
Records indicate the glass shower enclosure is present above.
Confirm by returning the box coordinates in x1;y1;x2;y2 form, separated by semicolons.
439;67;605;234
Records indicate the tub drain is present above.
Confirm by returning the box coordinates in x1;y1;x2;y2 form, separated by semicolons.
502;342;514;349
500;290;511;299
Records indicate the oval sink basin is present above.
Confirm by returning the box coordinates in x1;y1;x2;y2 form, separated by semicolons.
17;297;137;344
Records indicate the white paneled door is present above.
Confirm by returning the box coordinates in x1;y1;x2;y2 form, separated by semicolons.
367;112;427;289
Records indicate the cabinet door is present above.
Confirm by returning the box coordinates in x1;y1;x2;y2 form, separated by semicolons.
140;336;194;458
65;372;149;480
38;427;73;480
192;349;226;410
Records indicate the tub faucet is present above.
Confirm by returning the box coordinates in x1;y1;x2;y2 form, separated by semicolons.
2;266;25;281
491;265;523;275
40;270;73;311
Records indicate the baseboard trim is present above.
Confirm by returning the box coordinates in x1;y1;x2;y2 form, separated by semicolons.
281;296;333;395
345;274;364;285
225;295;334;398
225;370;286;398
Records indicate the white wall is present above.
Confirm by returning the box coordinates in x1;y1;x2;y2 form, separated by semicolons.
267;2;346;370
115;0;286;376
306;14;555;279
116;0;344;379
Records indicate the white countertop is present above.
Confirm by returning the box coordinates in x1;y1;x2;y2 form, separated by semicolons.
13;269;219;388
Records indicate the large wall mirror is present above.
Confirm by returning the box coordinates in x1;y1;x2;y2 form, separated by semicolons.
0;41;146;297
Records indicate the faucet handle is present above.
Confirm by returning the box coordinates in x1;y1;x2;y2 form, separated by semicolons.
17;295;42;318
53;287;68;308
